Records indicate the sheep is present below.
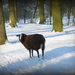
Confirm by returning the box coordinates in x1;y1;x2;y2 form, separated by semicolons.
16;33;45;59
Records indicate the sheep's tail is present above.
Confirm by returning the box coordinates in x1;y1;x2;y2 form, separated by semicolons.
40;44;43;50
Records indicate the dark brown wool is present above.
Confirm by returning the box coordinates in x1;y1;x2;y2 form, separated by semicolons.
16;33;45;59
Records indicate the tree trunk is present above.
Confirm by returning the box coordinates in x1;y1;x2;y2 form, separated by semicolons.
24;0;27;23
37;0;45;24
67;0;72;26
72;9;75;26
14;0;18;23
24;7;26;23
50;0;52;25
30;0;38;23
51;0;63;32
8;0;17;27
67;10;70;26
0;0;7;45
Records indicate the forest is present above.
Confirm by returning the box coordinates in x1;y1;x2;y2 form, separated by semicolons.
0;0;75;75
0;0;75;45
0;0;75;44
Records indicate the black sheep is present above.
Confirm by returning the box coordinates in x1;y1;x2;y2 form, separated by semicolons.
16;33;45;59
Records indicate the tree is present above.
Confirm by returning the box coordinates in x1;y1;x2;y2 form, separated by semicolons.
72;8;75;26
51;0;63;32
30;0;38;23
67;0;72;26
23;0;27;23
0;0;7;45
71;0;75;26
14;0;18;23
37;0;45;24
50;0;52;25
8;0;17;27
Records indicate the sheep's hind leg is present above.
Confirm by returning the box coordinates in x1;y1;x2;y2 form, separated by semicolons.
42;50;44;59
37;50;40;60
42;44;45;60
32;49;34;57
29;50;31;58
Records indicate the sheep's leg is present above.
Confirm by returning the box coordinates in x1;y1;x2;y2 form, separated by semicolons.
37;50;40;60
42;50;44;59
42;44;45;59
29;50;31;58
37;50;39;58
32;49;34;57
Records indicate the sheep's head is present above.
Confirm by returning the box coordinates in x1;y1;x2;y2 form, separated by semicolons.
16;33;27;42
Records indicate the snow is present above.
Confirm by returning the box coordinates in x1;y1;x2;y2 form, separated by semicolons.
0;23;75;75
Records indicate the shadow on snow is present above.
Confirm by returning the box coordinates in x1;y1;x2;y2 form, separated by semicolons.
0;46;75;75
45;30;75;39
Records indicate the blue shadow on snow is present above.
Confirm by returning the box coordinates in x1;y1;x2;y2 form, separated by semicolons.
0;46;75;75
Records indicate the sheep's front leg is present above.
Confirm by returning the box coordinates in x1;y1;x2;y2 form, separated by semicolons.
29;50;31;58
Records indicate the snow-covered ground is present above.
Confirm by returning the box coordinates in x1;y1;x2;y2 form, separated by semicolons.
0;23;75;75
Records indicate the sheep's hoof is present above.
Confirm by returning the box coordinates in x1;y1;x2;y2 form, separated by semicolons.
38;58;41;61
42;57;44;60
30;56;32;58
32;56;34;57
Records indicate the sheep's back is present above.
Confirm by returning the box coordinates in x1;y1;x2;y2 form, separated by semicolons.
27;34;45;50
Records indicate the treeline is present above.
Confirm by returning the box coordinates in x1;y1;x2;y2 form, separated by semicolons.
0;0;75;45
3;0;75;25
